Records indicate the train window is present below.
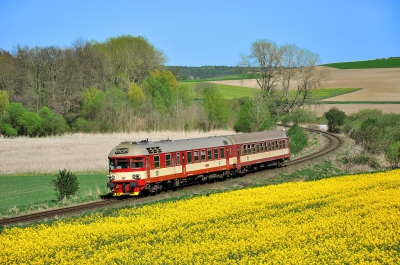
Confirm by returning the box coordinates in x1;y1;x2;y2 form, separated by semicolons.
109;159;115;169
201;150;206;161
256;144;260;153
176;153;180;165
243;145;247;154
154;156;160;168
220;147;225;159
131;158;144;168
252;144;255;153
194;150;199;163
260;143;264;152
208;149;212;160
283;140;286;148
248;144;251;153
187;151;192;164
166;154;171;167
272;141;275;150
279;140;282;149
276;141;279;149
214;148;218;159
116;158;129;169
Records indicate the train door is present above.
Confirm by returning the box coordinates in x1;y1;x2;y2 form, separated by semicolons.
145;156;150;180
226;147;229;168
236;145;241;169
181;152;186;176
172;153;177;176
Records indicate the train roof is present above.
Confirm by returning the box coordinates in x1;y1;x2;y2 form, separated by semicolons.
108;135;232;157
108;130;288;157
225;130;288;145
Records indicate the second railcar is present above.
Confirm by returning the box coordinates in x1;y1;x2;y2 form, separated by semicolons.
107;130;289;196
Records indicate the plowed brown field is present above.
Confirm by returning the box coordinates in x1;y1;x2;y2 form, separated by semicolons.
212;67;400;114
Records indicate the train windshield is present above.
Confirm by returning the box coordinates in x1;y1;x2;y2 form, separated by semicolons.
109;157;144;169
109;158;130;169
131;158;144;168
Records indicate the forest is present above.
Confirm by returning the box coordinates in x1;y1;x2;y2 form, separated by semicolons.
0;35;236;134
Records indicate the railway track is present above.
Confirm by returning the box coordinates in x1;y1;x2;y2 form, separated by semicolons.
0;128;342;227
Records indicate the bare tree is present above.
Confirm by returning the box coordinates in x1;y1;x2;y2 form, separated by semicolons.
240;40;330;115
239;39;282;93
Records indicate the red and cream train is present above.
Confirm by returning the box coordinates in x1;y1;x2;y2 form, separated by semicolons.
107;130;290;196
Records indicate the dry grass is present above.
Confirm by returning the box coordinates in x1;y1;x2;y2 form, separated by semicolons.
0;130;234;175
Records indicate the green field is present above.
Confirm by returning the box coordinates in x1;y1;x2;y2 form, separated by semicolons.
0;173;109;216
323;58;400;69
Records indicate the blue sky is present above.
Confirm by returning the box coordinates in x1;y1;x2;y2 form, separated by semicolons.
0;0;399;66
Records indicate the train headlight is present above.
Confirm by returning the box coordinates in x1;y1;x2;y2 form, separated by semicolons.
107;175;115;180
132;174;140;179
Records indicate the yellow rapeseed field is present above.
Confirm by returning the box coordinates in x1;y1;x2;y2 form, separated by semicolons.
1;170;399;264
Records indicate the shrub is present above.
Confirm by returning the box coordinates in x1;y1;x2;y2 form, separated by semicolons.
51;169;80;201
385;141;400;168
4;102;26;133
287;124;308;155
3;123;17;137
234;101;252;132
324;107;347;133
18;111;42;136
342;153;380;169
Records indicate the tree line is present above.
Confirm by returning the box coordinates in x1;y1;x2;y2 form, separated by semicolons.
165;66;243;80
1;37;326;136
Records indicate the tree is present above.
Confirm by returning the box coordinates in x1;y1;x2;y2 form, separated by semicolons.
18;111;42;136
81;86;105;120
4;102;27;134
279;45;329;114
202;86;230;130
51;169;79;201
239;39;281;93
234;100;252;133
127;82;146;108
287;124;308;154
95;35;167;88
0;90;10;117
239;40;329;115
324;107;347;133
38;106;69;135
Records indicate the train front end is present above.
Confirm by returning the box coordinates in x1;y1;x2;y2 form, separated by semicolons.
107;141;149;196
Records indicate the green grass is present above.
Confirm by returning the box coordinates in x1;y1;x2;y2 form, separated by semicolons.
323;58;400;69
188;82;258;99
311;88;363;100
0;172;109;216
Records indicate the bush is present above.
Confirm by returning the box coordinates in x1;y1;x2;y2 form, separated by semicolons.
51;169;80;201
3;123;17;137
18;111;42;136
287;124;308;155
385;141;400;168
324;107;347;133
39;106;69;135
234;101;252;132
342;153;380;169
